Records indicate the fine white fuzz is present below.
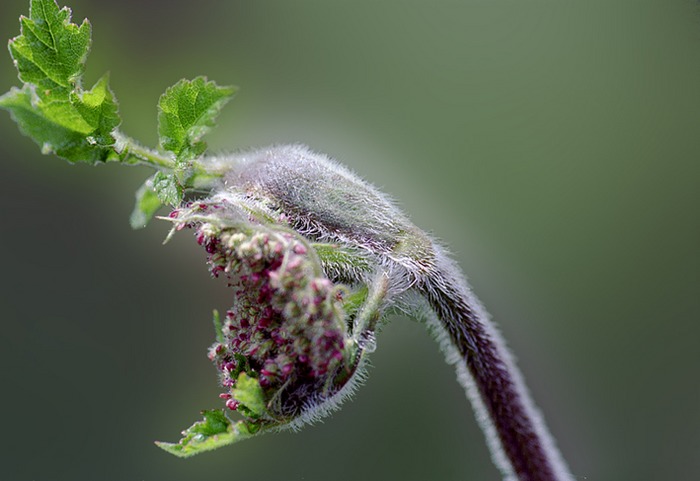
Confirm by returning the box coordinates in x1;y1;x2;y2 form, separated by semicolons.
197;144;573;480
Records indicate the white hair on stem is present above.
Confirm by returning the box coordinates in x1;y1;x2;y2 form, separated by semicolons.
202;144;574;480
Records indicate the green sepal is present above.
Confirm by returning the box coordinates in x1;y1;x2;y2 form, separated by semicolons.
157;76;236;163
212;310;225;345
312;243;371;272
152;171;184;207
130;176;163;229
232;372;268;419
341;285;370;320
155;410;257;458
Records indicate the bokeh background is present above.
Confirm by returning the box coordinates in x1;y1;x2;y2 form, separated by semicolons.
1;0;698;480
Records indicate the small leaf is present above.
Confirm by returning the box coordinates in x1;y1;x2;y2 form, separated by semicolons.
152;171;183;207
341;285;369;320
130;177;163;229
155;410;256;458
0;0;121;163
232;372;267;419
158;76;236;163
71;74;120;147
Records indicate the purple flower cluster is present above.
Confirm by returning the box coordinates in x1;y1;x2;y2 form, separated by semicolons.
172;202;351;419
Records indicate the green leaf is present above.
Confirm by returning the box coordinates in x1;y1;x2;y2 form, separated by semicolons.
232;372;267;419
155;375;275;457
10;0;90;89
152;171;183;207
212;309;225;345
0;0;121;163
341;285;370;320
71;74;120;147
130;176;163;229
158;76;236;163
155;410;256;458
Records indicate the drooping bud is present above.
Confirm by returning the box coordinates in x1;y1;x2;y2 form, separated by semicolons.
168;200;365;426
157;145;573;481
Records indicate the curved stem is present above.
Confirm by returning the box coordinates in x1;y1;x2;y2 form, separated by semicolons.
418;254;573;481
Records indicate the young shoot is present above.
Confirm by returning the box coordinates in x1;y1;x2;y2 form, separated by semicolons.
1;1;574;480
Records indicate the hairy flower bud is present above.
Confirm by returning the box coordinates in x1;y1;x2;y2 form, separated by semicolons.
158;145;573;481
168;199;367;429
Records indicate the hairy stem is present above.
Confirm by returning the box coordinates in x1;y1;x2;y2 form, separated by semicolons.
418;255;573;481
113;131;175;169
112;132;223;193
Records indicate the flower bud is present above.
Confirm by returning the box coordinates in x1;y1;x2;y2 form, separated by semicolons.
170;199;366;426
160;145;572;479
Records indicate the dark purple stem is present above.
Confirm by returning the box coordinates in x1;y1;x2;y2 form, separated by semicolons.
422;276;569;481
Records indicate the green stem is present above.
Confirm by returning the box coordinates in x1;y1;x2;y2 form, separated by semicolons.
112;131;223;192
113;130;175;169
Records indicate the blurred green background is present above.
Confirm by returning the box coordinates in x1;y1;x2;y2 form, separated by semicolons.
1;0;698;480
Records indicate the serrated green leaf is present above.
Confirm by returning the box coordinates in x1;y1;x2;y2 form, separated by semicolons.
71;74;120;146
155;410;257;458
158;77;236;163
11;0;90;89
0;86;87;156
130;177;163;229
0;0;121;163
232;372;268;418
0;81;117;162
152;171;183;207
